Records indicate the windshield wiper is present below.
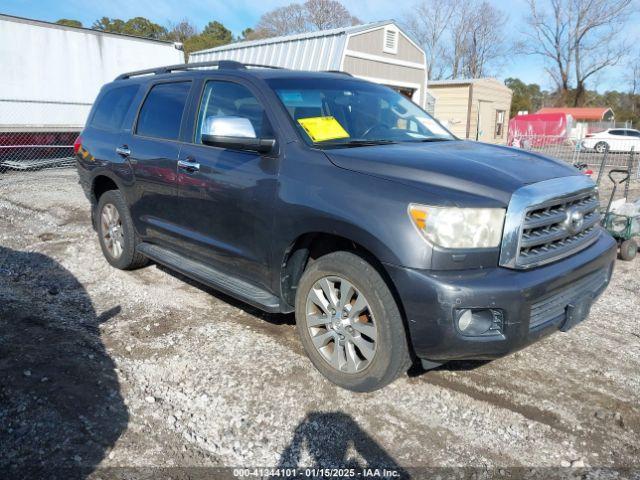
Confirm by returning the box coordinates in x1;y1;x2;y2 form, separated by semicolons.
318;139;397;148
414;137;452;143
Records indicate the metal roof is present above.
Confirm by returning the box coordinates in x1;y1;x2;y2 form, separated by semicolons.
189;20;410;72
536;107;614;121
428;78;506;87
193;20;395;55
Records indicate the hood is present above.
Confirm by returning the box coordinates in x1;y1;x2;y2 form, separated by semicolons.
325;140;581;205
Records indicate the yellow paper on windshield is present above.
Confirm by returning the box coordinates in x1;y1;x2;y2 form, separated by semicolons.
297;116;350;143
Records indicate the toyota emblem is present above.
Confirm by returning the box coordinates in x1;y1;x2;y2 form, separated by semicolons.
563;207;585;235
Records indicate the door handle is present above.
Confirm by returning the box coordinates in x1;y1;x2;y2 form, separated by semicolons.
177;158;200;172
116;145;131;157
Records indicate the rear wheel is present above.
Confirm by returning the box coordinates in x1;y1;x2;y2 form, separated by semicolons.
619;239;638;261
595;141;609;153
295;251;410;392
96;190;148;270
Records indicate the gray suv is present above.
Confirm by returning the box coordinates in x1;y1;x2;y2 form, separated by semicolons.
76;61;617;391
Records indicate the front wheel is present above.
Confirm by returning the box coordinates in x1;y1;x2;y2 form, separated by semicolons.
619;239;638;261
295;251;410;392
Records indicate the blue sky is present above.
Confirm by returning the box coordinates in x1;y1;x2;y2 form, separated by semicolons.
2;0;637;92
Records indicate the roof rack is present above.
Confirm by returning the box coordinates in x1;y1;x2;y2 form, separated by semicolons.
323;70;353;76
115;60;283;80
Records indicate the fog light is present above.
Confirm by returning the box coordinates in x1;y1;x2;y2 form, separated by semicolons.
456;309;503;337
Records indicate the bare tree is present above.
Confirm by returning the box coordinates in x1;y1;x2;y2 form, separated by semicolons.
254;0;360;38
402;0;458;79
305;0;360;30
404;0;508;79
255;3;307;37
166;18;198;43
462;2;508;78
524;0;633;106
626;54;640;117
523;0;572;103
571;0;632;106
446;1;473;79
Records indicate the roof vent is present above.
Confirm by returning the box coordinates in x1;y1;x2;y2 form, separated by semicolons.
383;26;399;54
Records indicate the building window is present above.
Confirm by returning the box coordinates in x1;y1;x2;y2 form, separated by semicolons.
495;110;505;138
383;26;399;54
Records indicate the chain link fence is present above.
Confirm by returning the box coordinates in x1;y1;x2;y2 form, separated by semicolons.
0;100;638;191
0;99;90;174
510;135;638;169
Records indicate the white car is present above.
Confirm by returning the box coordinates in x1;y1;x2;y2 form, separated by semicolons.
581;128;640;153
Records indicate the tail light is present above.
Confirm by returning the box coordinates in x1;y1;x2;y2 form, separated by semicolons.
585;134;594;138
73;135;82;154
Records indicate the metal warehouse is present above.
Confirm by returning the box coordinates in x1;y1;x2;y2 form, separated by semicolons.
189;21;428;107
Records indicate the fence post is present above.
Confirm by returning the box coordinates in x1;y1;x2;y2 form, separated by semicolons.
595;149;609;187
624;147;634;200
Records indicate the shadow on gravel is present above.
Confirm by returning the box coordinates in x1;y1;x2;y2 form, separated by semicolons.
277;412;406;473
0;246;127;479
155;263;295;326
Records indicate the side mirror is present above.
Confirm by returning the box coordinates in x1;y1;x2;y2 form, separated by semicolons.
201;116;276;153
202;134;276;153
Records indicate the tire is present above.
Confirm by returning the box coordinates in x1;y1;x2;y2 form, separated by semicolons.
595;141;609;154
96;190;149;270
619;239;638;261
295;251;411;392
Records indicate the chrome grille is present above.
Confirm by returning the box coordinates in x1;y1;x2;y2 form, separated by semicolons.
499;176;602;270
517;189;600;268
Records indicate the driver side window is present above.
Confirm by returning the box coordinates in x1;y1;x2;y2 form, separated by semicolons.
195;81;272;144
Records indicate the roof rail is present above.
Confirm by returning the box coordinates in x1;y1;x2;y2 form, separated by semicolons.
115;60;282;80
323;70;353;76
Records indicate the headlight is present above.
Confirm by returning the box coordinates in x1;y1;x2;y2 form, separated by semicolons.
408;204;505;249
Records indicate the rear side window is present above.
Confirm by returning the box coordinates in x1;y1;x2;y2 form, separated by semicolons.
90;85;138;131
136;82;191;140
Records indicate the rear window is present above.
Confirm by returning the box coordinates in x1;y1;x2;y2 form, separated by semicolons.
90;85;138;131
136;82;191;140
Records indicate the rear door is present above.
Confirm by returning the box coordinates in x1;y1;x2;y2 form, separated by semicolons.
174;78;280;289
79;84;140;179
126;80;192;248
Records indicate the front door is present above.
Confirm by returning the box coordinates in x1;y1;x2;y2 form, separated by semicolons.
127;81;192;248
175;79;279;290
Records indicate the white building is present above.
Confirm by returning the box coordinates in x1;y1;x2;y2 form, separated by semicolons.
0;14;184;131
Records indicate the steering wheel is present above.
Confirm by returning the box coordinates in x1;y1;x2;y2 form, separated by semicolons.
361;123;392;139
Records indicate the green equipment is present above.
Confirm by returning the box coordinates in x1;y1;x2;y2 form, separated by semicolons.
603;169;640;261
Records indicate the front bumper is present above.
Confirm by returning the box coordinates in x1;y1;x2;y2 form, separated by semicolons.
385;232;617;361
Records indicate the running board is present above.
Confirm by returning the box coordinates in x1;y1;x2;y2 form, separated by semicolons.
137;242;282;313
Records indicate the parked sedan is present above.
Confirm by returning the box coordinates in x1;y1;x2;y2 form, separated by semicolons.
581;128;640;153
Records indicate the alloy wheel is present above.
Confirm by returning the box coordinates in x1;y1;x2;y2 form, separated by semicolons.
100;203;124;259
305;276;377;374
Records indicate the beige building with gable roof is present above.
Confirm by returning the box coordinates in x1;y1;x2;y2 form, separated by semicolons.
429;78;513;144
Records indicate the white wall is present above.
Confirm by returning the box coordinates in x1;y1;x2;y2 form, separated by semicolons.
0;17;184;128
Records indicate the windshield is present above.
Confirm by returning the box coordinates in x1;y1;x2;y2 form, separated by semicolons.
266;77;456;148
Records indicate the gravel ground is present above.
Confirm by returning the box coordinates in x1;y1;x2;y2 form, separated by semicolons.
0;169;639;478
